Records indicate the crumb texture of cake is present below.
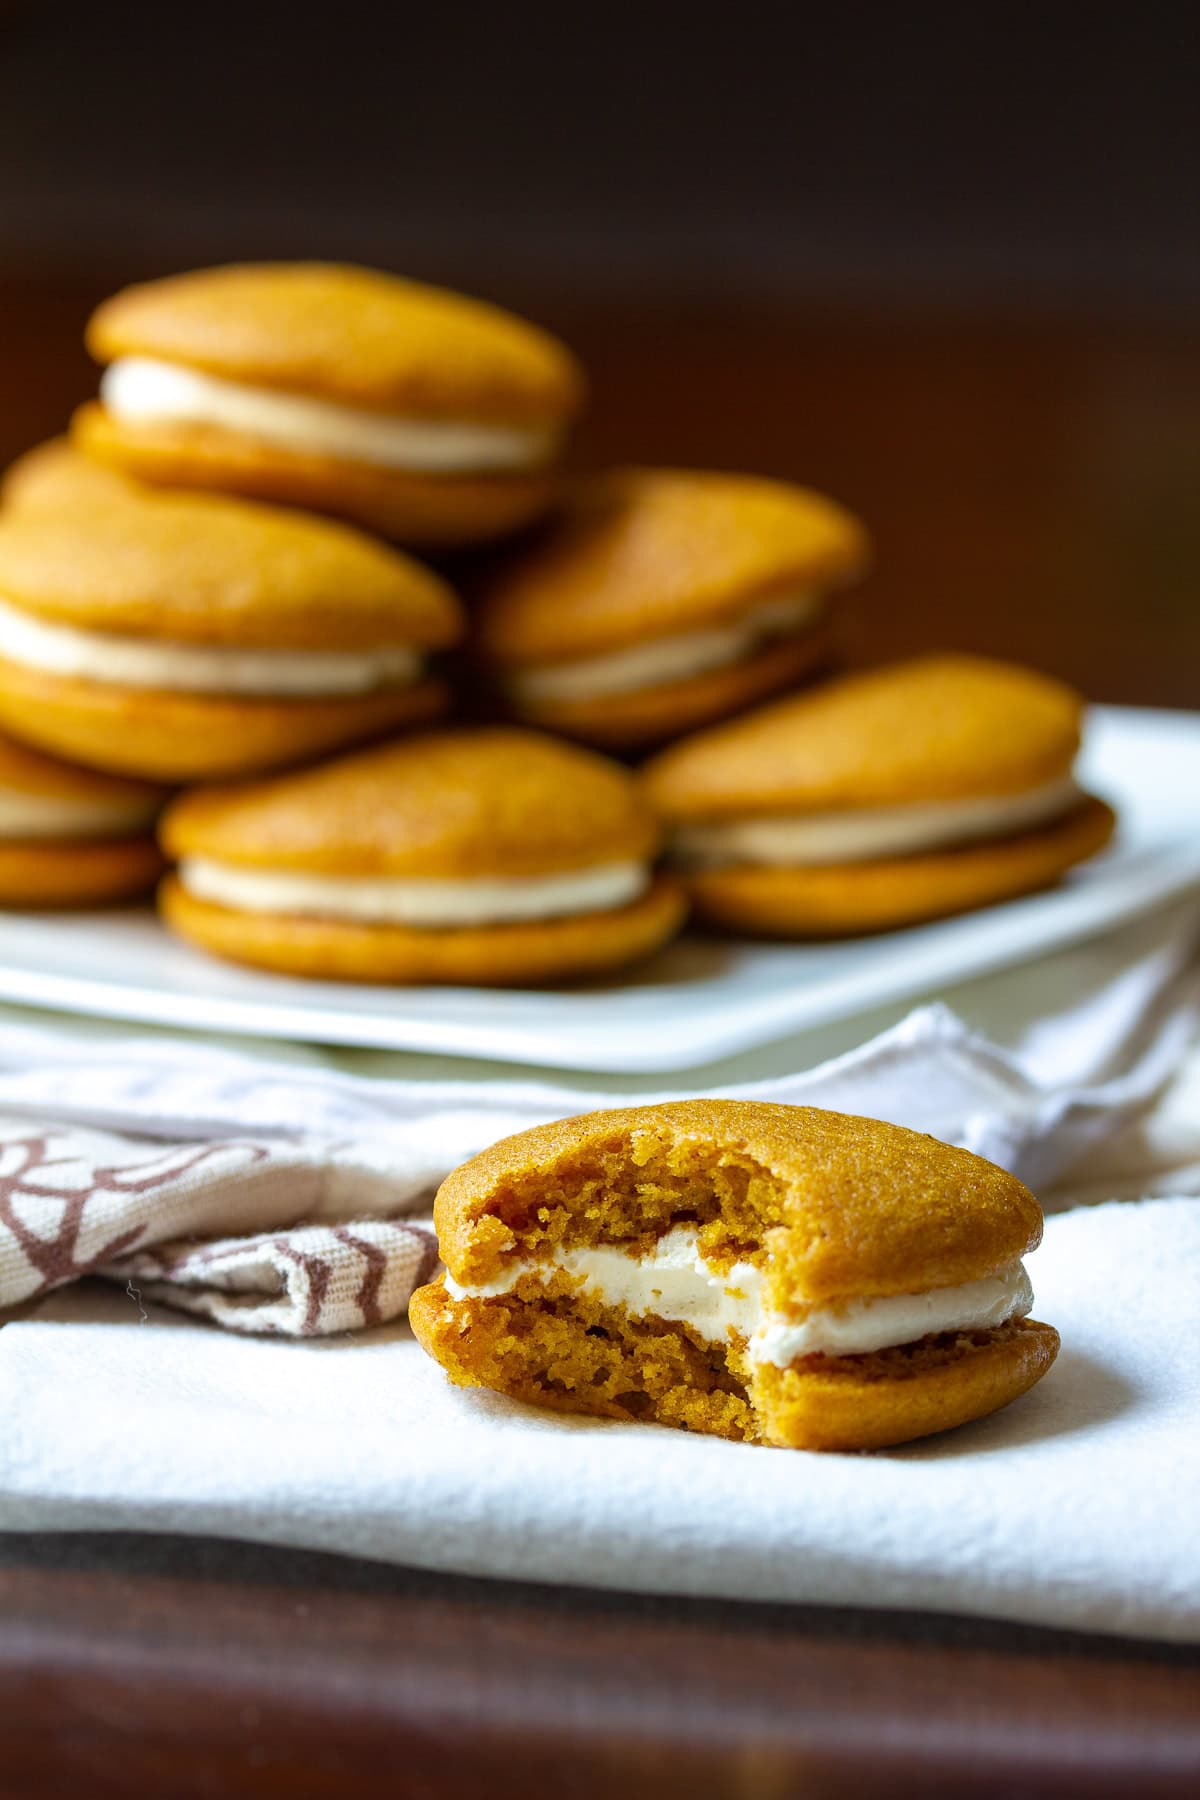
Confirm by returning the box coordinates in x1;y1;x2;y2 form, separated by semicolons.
411;1100;1060;1452
411;1276;758;1443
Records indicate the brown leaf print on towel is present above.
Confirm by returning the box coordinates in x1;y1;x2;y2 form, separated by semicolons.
0;1135;144;1290
0;1116;439;1337
272;1237;332;1335
106;1217;441;1337
0;1131;271;1301
333;1221;440;1327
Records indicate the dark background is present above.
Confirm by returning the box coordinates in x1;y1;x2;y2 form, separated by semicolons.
1;1;1197;701
2;3;1196;306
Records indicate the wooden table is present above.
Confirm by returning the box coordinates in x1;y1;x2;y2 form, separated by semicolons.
2;1534;1198;1798
0;285;1197;1796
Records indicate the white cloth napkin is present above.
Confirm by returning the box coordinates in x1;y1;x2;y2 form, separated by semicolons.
3;1197;1198;1641
2;896;1199;1639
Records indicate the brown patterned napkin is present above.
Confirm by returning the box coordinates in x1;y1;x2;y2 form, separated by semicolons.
113;1220;439;1336
0;1118;437;1336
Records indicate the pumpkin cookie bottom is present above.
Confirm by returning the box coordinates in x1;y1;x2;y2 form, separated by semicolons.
73;402;558;548
0;833;164;907
159;870;687;986
409;1279;1059;1451
511;620;835;751
0;660;448;782
684;796;1116;937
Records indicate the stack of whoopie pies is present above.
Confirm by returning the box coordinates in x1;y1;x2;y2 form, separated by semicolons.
0;261;1113;978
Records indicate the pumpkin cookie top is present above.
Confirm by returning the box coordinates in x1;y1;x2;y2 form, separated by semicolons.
161;728;661;879
643;655;1084;820
434;1098;1044;1304
87;263;585;428
473;467;867;666
0;487;462;650
1;440;136;514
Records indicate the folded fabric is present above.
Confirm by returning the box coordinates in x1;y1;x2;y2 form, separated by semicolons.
3;1198;1197;1641
0;1112;437;1333
115;1220;440;1337
0;901;1196;1334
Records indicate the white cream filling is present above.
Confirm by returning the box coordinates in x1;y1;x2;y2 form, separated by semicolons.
444;1224;1034;1366
101;357;560;474
0;597;421;697
511;592;822;704
674;776;1083;867
0;785;159;840
178;857;649;928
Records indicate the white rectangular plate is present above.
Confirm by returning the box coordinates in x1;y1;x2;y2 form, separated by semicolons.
0;706;1196;1072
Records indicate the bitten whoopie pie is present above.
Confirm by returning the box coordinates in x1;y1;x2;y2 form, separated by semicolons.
410;1100;1059;1451
159;728;686;986
469;468;867;748
0;480;462;781
642;654;1116;936
0;727;165;906
74;262;585;547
